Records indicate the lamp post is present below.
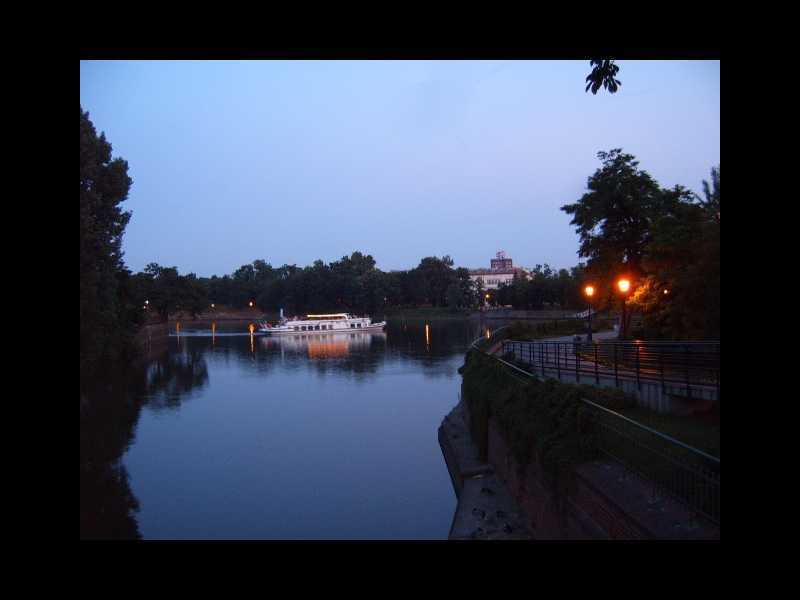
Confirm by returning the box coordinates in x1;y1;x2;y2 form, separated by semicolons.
583;285;595;342
616;278;631;339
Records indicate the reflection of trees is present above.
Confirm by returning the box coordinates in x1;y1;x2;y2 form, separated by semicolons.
80;318;486;538
80;374;144;539
384;319;484;377
80;348;210;539
139;350;209;411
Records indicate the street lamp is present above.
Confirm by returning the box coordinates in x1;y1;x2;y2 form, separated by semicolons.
616;277;632;338
583;285;595;341
249;301;254;308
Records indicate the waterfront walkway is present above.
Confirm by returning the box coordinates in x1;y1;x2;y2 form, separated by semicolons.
490;332;719;414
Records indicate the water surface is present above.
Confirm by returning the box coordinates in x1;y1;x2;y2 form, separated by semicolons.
81;318;496;539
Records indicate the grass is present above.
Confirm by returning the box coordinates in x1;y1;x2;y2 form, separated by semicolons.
505;318;614;341
614;406;719;459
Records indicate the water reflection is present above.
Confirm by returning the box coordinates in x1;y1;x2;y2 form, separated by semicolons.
260;331;386;359
80;350;211;539
82;317;502;539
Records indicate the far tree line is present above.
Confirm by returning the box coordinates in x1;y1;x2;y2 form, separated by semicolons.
129;253;593;321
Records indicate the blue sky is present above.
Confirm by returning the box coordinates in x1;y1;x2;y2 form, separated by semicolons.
80;60;720;277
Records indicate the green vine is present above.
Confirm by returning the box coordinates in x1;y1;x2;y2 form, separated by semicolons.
459;350;634;488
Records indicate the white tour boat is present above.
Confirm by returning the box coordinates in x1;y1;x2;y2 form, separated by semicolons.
258;310;386;336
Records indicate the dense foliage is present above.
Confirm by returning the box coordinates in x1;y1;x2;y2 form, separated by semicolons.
494;263;587;310
561;150;720;339
80;107;141;382
130;253;485;316
459;350;632;481
585;60;622;95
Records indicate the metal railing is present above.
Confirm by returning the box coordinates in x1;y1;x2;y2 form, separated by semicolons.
501;339;720;401
467;330;720;525
579;399;720;524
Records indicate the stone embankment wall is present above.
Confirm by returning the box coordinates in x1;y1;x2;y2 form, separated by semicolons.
471;308;613;321
438;401;532;540
168;309;272;322
485;416;720;540
133;321;170;362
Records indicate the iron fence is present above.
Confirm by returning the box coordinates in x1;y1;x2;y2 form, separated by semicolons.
579;399;720;524
500;339;720;401
468;332;720;526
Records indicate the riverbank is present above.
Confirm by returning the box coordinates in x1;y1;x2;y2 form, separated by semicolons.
448;348;720;539
133;322;170;363
168;309;272;322
438;401;532;539
384;307;471;320
471;308;610;321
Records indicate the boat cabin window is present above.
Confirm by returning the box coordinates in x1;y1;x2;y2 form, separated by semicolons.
293;326;299;331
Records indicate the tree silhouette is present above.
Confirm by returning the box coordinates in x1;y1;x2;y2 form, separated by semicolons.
585;60;622;95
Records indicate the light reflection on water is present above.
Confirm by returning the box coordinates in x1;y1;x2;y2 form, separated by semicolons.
87;318;506;539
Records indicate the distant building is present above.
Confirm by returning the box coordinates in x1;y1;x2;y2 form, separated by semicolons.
468;251;528;291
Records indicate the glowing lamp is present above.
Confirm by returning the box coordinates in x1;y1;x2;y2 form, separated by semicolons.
663;289;669;295
584;285;595;297
249;301;254;307
617;278;631;294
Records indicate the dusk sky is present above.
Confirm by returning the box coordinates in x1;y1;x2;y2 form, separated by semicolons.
79;60;720;277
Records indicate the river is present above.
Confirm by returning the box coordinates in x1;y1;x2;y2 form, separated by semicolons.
80;317;499;540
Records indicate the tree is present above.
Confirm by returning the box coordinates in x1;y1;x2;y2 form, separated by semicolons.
473;277;485;308
585;60;622;95
414;256;455;307
564;152;720;339
561;150;666;277
562;150;689;335
635;166;720;338
446;282;462;309
80;107;135;381
699;165;720;222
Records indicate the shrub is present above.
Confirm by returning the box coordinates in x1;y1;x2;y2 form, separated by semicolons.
460;350;635;483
